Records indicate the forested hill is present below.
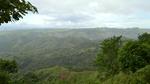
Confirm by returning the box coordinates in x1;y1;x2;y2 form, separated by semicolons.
0;28;150;71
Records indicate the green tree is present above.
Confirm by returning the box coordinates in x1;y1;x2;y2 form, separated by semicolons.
20;72;39;84
118;41;150;73
0;71;10;84
0;59;18;73
0;59;18;84
138;32;150;44
0;0;38;25
95;36;122;78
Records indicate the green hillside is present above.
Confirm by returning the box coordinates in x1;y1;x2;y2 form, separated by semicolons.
0;28;150;71
0;29;150;84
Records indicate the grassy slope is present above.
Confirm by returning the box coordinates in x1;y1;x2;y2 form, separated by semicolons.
34;66;101;84
22;65;150;84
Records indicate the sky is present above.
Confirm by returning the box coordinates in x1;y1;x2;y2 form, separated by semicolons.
1;0;150;29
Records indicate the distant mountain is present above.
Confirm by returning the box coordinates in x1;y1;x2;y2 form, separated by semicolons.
0;28;149;71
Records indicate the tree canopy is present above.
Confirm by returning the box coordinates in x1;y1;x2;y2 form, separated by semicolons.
0;0;38;25
95;36;122;78
118;33;150;73
0;59;18;84
118;41;150;73
0;59;18;73
138;33;150;44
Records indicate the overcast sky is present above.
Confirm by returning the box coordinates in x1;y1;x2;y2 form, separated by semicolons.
1;0;150;28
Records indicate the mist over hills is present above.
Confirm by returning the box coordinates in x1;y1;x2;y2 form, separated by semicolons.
0;28;150;71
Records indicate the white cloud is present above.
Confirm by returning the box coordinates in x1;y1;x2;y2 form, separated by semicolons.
1;0;150;28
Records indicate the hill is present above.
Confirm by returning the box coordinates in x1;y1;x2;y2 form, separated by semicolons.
0;28;150;71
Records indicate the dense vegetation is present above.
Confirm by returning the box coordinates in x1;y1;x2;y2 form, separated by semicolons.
95;32;150;84
0;29;150;84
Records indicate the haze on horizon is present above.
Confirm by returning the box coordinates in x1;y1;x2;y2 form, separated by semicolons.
1;0;150;29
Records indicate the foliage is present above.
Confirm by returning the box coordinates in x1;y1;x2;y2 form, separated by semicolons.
0;59;18;73
0;0;37;24
30;66;101;84
138;32;150;44
95;36;122;79
0;71;10;84
102;65;150;84
19;72;39;84
118;41;150;73
0;59;18;84
134;65;150;84
95;32;150;83
8;65;150;84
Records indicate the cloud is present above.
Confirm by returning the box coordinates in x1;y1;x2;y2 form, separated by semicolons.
1;0;150;28
29;0;150;14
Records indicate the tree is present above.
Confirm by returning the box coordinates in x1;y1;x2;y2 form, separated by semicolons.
0;59;18;84
95;36;122;78
0;59;18;73
0;71;10;84
138;33;150;44
20;72;39;84
0;0;38;25
118;41;150;73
